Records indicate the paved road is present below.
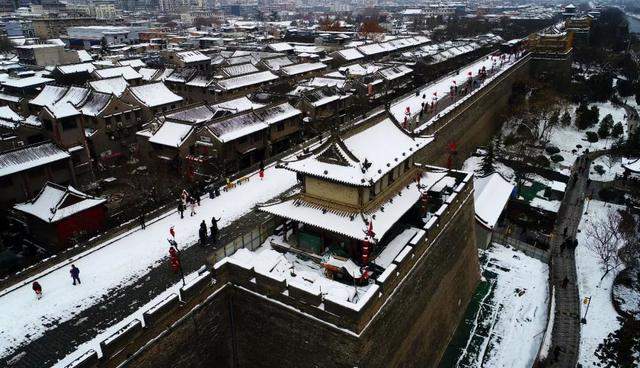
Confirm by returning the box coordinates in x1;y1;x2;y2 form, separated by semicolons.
546;154;592;367
0;208;274;368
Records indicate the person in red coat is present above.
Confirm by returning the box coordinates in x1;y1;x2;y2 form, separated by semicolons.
32;281;42;300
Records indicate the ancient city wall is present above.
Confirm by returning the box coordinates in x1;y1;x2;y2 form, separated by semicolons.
70;174;478;368
61;56;539;368
418;55;532;168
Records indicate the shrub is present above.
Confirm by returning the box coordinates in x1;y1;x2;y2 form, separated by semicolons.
550;154;564;163
593;164;605;175
611;122;624;138
534;155;551;167
545;145;560;154
598;114;614;138
586;131;599;142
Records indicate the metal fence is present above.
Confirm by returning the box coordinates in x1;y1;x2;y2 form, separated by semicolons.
492;232;550;263
209;215;283;264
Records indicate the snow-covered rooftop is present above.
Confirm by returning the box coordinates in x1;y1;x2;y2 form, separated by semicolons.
79;92;112;116
280;62;327;76
262;56;294;71
148;121;194;148
1;75;53;88
56;62;96;75
222;63;259;77
267;42;293;52
166;105;215;124
211;96;265;113
0;106;22;123
14;182;106;223
176;50;211;63
207;102;299;143
333;48;365;61
216;71;278;91
0;142;70;178
118;59;146;69
127;82;183;108
474;173;514;229
282;118;433;186
93;66;142;81
260;170;428;242
89;77;128;97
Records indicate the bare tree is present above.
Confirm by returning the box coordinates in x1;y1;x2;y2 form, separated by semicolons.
585;209;624;281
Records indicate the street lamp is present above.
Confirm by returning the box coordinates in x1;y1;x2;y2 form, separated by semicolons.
581;296;592;324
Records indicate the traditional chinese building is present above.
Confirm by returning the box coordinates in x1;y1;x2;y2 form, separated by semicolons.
259;117;435;272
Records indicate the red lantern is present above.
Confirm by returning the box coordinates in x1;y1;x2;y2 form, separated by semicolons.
169;247;180;273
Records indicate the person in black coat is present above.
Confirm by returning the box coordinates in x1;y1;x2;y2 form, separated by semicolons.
70;265;81;285
139;213;146;230
177;201;185;219
199;221;208;247
211;216;221;243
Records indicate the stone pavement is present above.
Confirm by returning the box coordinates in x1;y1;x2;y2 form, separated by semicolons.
546;155;591;367
0;209;273;368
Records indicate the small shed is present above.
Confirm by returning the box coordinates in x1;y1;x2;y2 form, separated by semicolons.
14;182;107;250
473;173;514;249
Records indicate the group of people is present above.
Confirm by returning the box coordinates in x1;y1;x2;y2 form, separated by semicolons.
199;216;221;247
177;189;201;219
31;265;81;300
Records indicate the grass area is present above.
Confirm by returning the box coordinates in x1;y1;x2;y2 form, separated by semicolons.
438;268;498;368
518;181;547;202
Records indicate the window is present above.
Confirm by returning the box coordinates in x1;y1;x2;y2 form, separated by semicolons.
276;122;285;132
238;136;247;144
404;159;410;171
389;169;396;184
369;185;376;200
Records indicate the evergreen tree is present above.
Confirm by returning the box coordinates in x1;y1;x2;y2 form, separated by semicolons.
611;122;624;138
479;140;496;176
598;114;614;138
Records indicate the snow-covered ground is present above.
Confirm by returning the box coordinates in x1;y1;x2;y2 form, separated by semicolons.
455;243;549;367
546;102;629;174
575;199;625;366
589;155;626;181
0;165;297;360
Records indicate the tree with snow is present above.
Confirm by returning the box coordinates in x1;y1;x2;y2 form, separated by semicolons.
598;114;614;138
611;122;624;138
561;110;572;126
585;209;624;281
478;139;496;176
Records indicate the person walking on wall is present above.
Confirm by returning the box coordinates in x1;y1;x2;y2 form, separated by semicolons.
70;265;81;285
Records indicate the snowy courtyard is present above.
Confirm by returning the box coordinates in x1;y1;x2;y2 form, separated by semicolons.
441;243;549;368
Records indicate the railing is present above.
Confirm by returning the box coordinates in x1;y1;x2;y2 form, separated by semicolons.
208;215;283;264
492;232;550;263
